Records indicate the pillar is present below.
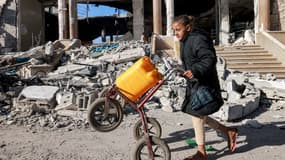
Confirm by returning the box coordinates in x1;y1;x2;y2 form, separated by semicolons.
58;0;68;40
165;0;174;36
259;0;270;31
215;0;220;45
254;0;259;34
219;0;230;46
16;0;21;51
153;0;162;34
132;0;144;40
69;0;78;39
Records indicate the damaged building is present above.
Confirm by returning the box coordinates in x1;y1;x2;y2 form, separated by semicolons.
0;0;285;51
1;0;285;129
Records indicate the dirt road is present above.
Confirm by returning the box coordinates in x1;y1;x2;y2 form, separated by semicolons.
1;105;285;160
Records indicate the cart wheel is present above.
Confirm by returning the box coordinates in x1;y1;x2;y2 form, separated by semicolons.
132;136;171;160
99;87;127;108
88;97;123;132
133;118;162;140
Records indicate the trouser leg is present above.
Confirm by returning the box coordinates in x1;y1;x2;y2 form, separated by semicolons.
191;115;205;145
205;116;220;130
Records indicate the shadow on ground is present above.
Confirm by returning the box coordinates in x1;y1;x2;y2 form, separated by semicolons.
164;106;285;159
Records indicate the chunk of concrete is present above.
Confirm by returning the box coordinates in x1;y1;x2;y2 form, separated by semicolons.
19;86;59;101
98;48;145;64
17;86;59;109
213;89;261;121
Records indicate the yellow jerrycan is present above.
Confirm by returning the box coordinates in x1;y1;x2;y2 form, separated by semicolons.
115;56;163;101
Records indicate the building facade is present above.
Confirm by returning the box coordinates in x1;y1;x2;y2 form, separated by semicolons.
0;0;284;53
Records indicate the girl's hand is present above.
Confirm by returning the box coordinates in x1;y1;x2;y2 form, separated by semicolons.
183;70;193;79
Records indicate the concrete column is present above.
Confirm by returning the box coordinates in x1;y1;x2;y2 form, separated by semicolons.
69;0;78;39
16;0;21;51
215;0;220;45
153;0;162;34
132;0;144;40
165;0;174;36
58;0;68;40
219;0;230;46
254;0;259;34
259;0;270;31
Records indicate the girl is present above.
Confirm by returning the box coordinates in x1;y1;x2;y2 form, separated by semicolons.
172;15;238;160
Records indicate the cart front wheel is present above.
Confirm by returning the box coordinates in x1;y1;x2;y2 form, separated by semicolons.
133;118;162;140
132;136;171;160
88;97;123;132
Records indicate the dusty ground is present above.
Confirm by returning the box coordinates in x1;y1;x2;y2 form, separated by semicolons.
0;104;285;160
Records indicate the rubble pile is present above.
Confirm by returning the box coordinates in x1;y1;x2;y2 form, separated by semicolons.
1;39;285;131
0;39;147;130
233;29;255;46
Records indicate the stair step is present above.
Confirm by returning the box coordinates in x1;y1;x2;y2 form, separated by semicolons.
234;47;264;50
216;50;268;54
215;45;261;50
217;47;265;51
229;66;285;70
224;57;276;61
231;45;261;48
228;63;282;67
215;45;285;79
226;60;280;64
218;53;272;57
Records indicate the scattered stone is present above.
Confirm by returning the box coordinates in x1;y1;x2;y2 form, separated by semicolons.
6;120;15;125
0;143;6;148
242;119;263;129
161;106;174;112
144;101;160;110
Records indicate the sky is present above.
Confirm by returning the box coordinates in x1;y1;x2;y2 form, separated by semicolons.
77;4;128;43
77;4;127;17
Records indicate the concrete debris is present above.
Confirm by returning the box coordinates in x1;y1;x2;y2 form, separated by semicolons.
242;119;263;129
16;86;59;111
233;29;255;46
1;38;285;131
160;97;174;112
144;101;160;110
19;86;59;101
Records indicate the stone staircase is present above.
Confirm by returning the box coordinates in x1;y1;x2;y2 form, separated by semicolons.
215;45;285;79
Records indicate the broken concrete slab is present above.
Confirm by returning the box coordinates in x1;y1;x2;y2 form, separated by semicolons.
213;89;261;121
98;47;145;64
53;39;81;51
242;119;263;129
51;64;87;74
16;86;59;110
18;86;59;101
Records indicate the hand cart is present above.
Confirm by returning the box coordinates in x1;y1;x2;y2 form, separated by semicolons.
87;56;183;160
